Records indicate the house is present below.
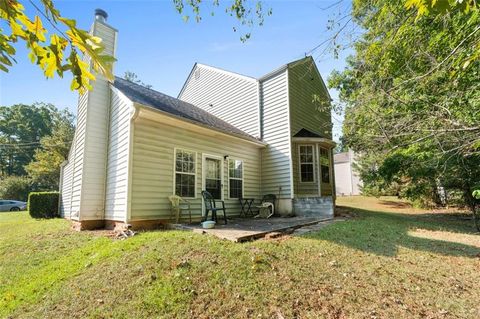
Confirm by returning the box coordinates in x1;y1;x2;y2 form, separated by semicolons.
334;150;362;196
59;10;336;230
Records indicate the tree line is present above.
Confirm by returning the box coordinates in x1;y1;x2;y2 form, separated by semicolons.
0;103;74;201
328;1;480;229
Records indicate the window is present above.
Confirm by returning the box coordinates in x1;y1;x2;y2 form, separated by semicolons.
228;159;243;198
319;147;330;183
299;145;315;183
175;149;196;198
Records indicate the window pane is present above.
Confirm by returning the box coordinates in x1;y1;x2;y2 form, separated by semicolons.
300;146;314;163
321;165;330;183
175;150;195;173
229;179;243;198
175;173;195;197
229;159;243;179
300;163;314;182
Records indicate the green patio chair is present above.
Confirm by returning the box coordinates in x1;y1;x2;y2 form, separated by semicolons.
201;190;227;224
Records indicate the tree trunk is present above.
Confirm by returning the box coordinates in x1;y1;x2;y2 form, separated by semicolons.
463;188;480;232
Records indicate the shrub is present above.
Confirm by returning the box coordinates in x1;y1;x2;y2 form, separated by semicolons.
0;176;32;202
28;192;59;218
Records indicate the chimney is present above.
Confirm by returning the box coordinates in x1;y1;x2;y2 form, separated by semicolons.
69;9;118;222
95;8;108;23
91;9;116;60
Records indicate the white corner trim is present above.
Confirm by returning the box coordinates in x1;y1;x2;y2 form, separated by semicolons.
285;68;295;199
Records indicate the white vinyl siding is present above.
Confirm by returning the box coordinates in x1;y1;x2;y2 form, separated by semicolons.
59;160;73;218
129;115;262;221
179;64;260;138
78;21;117;220
288;58;332;139
69;91;89;218
259;70;293;198
59;20;117;220
104;88;133;221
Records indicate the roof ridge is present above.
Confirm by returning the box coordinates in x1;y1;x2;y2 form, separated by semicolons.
195;63;258;81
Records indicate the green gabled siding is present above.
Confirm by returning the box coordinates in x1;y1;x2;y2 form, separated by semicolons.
288;57;332;139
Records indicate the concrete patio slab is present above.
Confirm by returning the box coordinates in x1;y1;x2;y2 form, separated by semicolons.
176;216;332;242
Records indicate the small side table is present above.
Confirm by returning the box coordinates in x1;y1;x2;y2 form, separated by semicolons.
239;198;255;217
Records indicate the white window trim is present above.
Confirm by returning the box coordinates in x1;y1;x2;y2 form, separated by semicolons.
173;147;197;199
228;158;245;199
298;144;316;184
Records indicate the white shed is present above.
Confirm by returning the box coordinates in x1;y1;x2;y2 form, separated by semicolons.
334;150;362;196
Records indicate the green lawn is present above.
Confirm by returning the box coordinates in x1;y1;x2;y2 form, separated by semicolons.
1;197;479;318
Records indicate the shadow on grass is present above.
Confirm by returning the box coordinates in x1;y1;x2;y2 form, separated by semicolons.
378;200;413;209
305;206;480;258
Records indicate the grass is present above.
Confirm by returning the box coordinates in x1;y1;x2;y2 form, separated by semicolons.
1;197;479;318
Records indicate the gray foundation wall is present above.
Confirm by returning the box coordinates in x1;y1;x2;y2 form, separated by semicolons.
293;197;334;219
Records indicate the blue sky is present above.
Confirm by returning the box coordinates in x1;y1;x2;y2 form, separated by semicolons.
0;0;353;140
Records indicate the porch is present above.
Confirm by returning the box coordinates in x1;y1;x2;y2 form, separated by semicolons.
176;216;334;242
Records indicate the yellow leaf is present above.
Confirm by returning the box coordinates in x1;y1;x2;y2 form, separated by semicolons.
28;50;36;63
10;19;26;38
33;16;46;42
40;51;57;78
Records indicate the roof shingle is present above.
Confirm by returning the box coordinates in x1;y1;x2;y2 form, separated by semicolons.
113;76;259;142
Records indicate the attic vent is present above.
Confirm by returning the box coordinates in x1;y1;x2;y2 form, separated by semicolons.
194;69;201;80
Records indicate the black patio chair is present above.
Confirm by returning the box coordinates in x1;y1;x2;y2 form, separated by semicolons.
201;190;227;224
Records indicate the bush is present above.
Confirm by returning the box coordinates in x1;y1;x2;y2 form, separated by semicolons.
0;176;32;202
28;192;59;218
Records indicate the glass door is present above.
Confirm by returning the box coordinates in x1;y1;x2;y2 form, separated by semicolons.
204;157;222;199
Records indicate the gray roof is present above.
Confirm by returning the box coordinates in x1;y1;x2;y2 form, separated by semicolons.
293;128;323;138
113;76;260;142
334;152;351;164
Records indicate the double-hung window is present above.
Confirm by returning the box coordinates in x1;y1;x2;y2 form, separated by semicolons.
299;145;315;183
228;159;243;199
319;147;330;183
175;149;196;198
